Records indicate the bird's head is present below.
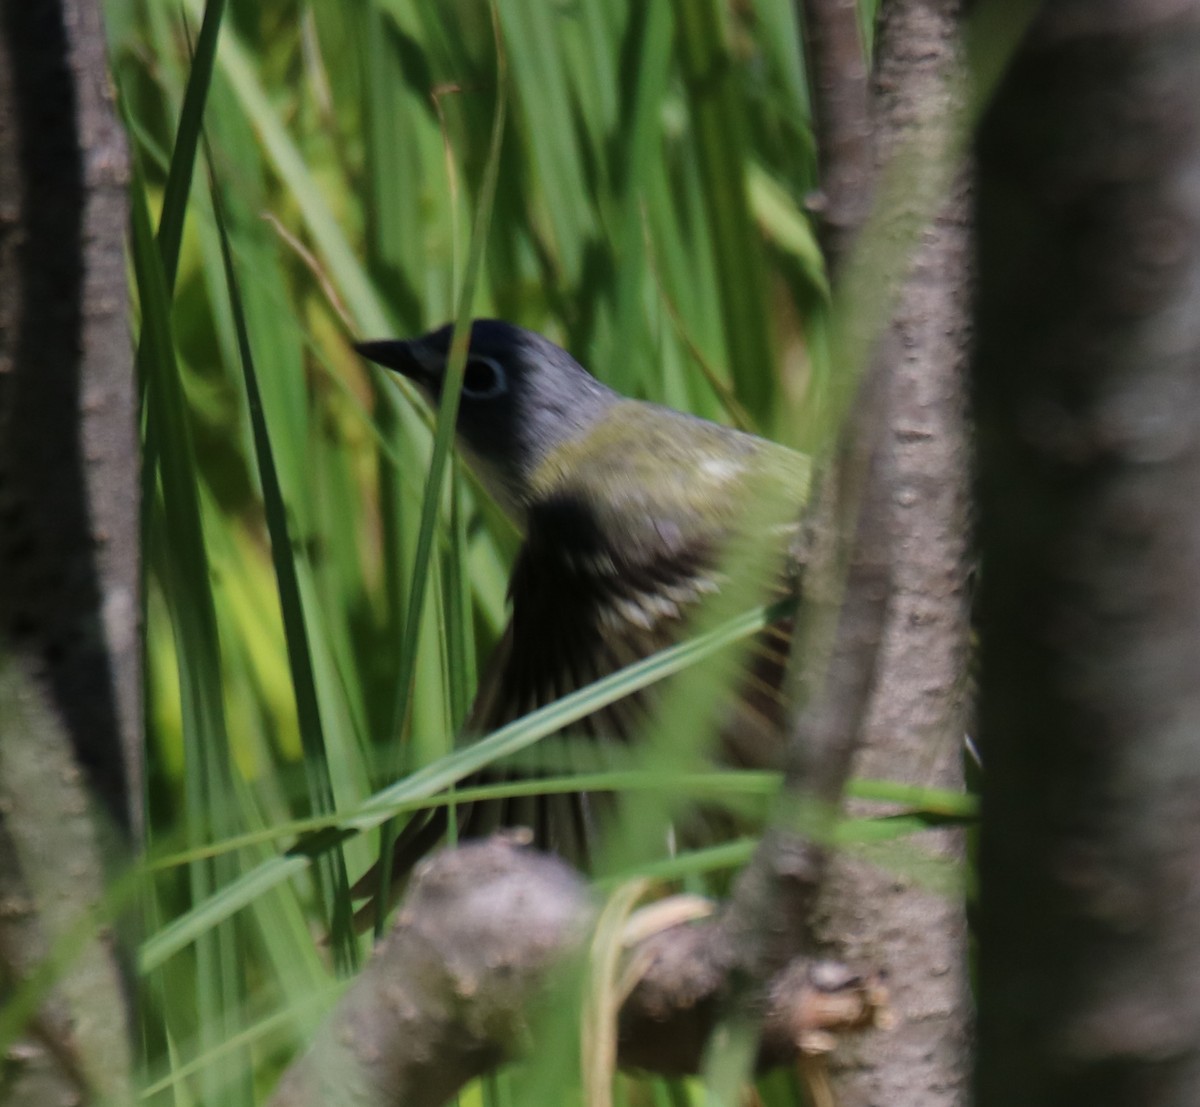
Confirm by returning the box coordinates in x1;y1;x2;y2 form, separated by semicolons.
355;320;618;520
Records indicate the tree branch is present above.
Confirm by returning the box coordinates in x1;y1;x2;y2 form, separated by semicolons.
810;1;974;1103
268;839;887;1107
801;0;875;264
708;0;894;1008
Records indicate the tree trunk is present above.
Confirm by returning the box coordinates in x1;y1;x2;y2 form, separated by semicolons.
811;1;974;1103
975;3;1200;1104
0;0;138;1100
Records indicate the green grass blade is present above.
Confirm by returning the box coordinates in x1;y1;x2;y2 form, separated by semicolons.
139;596;789;970
359;598;790;826
499;0;593;282
130;143;251;1105
607;0;675;397
133;0;226;624
144;769;975;872
445;464;477;728
671;0;776;426
181;0;390;333
373;3;509;933
206;148;358;972
141;856;310;975
157;0;225;281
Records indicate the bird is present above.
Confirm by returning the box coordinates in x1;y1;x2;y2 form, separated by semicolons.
352;320;810;921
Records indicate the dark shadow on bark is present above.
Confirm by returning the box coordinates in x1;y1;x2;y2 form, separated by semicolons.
0;0;138;1100
0;0;130;834
975;3;1200;1103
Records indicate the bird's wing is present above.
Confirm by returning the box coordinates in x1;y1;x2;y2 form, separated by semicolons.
451;489;719;865
472;492;718;730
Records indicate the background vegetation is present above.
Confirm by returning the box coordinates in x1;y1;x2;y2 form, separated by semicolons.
100;0;965;1103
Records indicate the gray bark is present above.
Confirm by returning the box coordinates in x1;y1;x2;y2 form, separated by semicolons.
268;838;887;1107
0;0;138;1101
975;2;1200;1104
0;0;140;837
0;660;135;1105
808;2;974;1104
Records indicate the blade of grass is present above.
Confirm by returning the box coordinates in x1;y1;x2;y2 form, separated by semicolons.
671;0;777;427
373;1;509;935
130;141;251;1105
607;0;674;398
499;0;593;282
147;768;975;871
157;0;225;281
137;982;343;1101
140;595;791;972
181;0;390;334
134;0;226;646
206;142;358;971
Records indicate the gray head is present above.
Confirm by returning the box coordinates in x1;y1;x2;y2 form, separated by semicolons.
355;320;618;518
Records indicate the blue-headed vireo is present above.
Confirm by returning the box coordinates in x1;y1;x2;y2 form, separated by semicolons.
353;321;810;915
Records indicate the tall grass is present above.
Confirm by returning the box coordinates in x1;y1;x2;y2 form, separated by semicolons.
101;1;969;1103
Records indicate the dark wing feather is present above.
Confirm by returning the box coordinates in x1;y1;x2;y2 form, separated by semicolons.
450;493;712;864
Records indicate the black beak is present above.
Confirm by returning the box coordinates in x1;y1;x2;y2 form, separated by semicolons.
353;339;436;387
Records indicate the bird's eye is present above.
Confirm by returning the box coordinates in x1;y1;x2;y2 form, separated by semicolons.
461;355;507;400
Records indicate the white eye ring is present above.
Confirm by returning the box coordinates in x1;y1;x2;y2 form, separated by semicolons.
461;355;507;400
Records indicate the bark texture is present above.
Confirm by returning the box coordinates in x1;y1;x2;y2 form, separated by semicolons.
802;0;875;266
0;0;137;1101
0;660;135;1104
268;839;887;1107
0;0;140;835
975;2;1200;1104
808;2;973;1104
